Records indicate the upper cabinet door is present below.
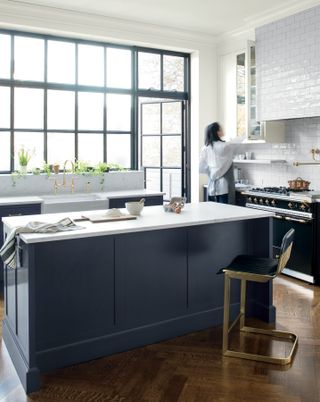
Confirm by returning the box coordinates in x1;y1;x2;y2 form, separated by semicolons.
256;5;320;121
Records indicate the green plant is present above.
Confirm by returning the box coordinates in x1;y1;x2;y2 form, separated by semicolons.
32;167;41;175
18;147;33;166
43;162;52;177
11;170;27;186
106;163;126;171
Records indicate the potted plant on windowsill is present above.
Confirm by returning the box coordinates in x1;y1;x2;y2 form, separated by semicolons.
17;147;33;174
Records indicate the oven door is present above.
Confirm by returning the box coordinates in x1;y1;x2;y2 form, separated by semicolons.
273;214;313;281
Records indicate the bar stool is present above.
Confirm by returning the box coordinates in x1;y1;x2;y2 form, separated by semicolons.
218;228;297;365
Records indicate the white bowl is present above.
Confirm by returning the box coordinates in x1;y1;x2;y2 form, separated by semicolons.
125;201;144;216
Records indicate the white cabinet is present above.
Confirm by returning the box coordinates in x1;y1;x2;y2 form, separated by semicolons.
219;42;284;143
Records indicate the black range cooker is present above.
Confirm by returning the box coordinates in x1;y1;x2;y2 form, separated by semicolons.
238;187;320;284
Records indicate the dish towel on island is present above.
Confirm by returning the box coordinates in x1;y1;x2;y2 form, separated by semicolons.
0;217;83;269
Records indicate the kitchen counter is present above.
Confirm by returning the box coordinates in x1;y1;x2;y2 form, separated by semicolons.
3;202;273;244
0;189;165;207
3;202;274;393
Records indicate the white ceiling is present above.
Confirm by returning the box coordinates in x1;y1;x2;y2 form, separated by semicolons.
8;0;320;37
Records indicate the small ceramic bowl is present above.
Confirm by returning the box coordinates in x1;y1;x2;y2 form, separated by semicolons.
125;201;144;216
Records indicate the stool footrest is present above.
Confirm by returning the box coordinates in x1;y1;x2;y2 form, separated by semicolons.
224;326;298;365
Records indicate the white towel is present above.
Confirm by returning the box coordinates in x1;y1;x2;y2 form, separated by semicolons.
0;217;83;269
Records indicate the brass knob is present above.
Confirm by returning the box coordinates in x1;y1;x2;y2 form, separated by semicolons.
271;200;276;206
253;198;258;204
288;202;293;209
265;199;270;205
259;198;264;204
300;204;306;210
248;197;252;203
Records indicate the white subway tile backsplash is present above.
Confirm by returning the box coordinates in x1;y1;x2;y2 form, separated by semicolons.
238;118;320;190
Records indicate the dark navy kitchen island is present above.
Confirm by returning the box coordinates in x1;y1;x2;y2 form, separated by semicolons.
2;202;274;393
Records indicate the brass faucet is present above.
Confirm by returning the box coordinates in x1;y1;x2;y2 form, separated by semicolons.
63;160;75;186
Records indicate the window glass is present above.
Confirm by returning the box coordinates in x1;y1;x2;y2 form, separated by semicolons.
47;90;75;130
163;136;181;167
107;134;131;168
0;87;10;128
78;44;104;86
48;40;75;84
107;94;131;132
107;48;131;88
0;34;11;79
14;132;44;169
141;103;160;134
142;136;160;167
14;36;44;81
78;133;104;165
47;133;75;166
145;168;160;192
138;52;160;90
163;169;181;199
162;102;182;134
78;92;104;131
0;132;10;171
163;55;184;91
14;88;44;129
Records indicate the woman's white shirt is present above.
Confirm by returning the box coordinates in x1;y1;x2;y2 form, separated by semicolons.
199;139;242;196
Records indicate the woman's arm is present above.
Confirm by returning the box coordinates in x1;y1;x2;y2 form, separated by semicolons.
199;147;209;174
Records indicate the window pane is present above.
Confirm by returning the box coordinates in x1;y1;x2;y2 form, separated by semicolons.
107;134;131;168
47;133;75;166
14;36;44;81
78;92;104;130
78;133;103;165
48;40;75;84
0;34;11;79
162;102;182;134
145;168;160;192
78;44;104;86
107;48;131;89
163;55;184;91
0;87;10;128
47;90;75;130
107;94;131;132
142;103;160;134
138;52;160;90
142;136;160;167
14;132;44;169
163;169;181;199
0;132;10;171
163;136;181;167
14;88;44;129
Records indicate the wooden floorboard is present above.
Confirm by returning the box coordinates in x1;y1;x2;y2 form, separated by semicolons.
0;275;319;401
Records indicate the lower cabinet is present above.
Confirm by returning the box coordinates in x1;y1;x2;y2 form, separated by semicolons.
0;203;41;283
108;195;163;209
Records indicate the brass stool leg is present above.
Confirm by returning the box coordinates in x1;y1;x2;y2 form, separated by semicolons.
240;279;246;329
222;274;231;354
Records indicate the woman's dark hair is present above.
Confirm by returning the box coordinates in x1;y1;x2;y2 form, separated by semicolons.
205;122;224;146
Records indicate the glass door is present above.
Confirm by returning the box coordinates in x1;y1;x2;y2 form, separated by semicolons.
139;99;186;201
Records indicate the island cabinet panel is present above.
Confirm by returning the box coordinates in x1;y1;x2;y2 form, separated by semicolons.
33;236;115;351
187;221;247;314
115;228;188;329
108;195;163;209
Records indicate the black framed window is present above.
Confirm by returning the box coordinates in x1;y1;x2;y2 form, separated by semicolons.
0;30;190;176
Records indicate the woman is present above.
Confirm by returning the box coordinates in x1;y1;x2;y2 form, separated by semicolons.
199;122;242;204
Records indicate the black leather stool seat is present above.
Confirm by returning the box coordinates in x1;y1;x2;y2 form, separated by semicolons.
220;255;279;276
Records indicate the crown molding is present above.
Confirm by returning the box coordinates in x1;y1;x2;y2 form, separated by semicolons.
217;0;320;41
0;0;218;48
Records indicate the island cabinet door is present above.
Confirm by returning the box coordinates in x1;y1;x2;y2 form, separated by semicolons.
187;222;249;317
115;228;188;330
33;236;115;353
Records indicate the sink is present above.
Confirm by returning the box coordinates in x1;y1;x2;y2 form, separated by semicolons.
41;193;109;213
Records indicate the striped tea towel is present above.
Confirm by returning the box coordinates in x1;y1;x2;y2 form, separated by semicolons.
0;217;83;269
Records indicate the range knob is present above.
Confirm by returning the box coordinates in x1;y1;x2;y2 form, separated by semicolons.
288;202;293;209
265;199;270;205
253;198;258;204
248;197;252;203
300;203;308;211
271;200;276;206
259;198;264;204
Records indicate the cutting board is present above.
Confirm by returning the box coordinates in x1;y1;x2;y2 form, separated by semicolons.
81;213;137;223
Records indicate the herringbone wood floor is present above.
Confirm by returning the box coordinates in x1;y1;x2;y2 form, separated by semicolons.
0;275;319;402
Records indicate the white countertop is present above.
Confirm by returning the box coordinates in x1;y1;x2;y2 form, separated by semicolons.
2;202;273;244
0;189;165;207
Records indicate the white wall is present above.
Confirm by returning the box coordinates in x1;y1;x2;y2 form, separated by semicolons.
0;0;218;202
